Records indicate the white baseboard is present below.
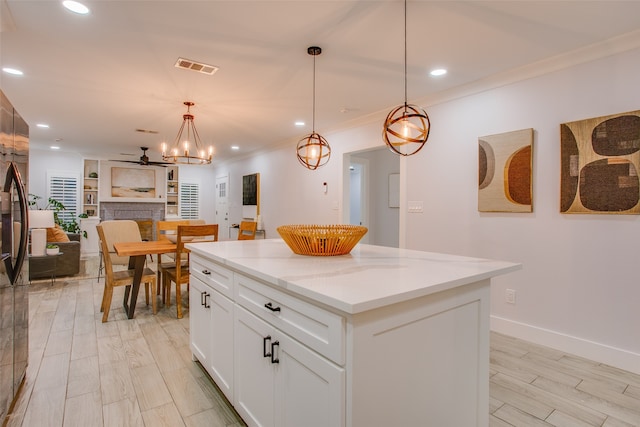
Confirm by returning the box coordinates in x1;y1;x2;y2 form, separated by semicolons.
491;316;640;376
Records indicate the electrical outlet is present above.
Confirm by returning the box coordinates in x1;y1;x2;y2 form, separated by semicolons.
505;289;516;304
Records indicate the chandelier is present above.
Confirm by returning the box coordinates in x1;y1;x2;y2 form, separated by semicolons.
161;101;213;165
297;46;331;170
382;0;430;156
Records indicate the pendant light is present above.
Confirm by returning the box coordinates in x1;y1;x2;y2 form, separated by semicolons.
297;46;331;170
383;0;430;156
161;101;213;165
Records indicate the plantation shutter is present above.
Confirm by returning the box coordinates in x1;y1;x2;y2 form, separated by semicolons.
180;182;199;219
47;173;79;224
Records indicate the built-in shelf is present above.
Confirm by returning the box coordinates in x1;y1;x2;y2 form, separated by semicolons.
82;159;100;218
166;165;179;217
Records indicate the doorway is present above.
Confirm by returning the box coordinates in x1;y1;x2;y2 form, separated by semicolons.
215;175;229;239
343;147;400;247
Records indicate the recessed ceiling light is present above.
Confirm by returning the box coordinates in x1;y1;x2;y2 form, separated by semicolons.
50;146;60;150
231;145;240;150
37;124;50;128
2;67;23;76
63;1;90;14
295;121;305;127
430;68;447;77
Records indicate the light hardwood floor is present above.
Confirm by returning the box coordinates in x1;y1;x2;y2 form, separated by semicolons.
4;271;640;427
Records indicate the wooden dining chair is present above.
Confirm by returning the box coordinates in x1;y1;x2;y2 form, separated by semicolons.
237;220;258;240
96;223;157;322
155;219;190;297
161;224;219;319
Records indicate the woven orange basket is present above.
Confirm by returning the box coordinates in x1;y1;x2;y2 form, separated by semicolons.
277;224;368;256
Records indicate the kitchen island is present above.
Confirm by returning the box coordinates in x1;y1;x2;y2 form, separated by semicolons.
186;239;520;427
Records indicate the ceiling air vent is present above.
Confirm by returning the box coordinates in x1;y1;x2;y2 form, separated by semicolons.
175;57;219;75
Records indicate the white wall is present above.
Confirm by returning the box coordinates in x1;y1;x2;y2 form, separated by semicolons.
214;47;640;374
29;148;83;201
29;45;640;374
411;47;640;374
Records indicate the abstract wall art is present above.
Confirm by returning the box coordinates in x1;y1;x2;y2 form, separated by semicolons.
478;128;533;213
560;110;640;214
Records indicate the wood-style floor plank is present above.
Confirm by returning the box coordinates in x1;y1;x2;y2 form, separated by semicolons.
4;264;639;427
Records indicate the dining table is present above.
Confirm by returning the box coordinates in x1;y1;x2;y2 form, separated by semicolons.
113;240;176;319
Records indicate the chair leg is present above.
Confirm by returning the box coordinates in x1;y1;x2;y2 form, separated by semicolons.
163;273;171;307
97;250;103;283
144;281;150;305
102;285;114;323
151;279;157;314
151;280;158;314
100;282;109;313
156;271;162;296
176;283;182;319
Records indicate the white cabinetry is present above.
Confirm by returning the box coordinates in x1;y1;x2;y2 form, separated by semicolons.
233;293;344;427
79;217;100;256
188;241;519;427
189;259;234;401
190;254;345;427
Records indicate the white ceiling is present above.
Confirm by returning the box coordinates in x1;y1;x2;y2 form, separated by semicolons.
2;0;640;165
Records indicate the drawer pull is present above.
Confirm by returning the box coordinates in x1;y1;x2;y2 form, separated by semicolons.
264;302;281;312
201;269;211;275
203;292;210;308
263;335;272;357
271;341;280;364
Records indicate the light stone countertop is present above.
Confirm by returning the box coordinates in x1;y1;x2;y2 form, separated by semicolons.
186;239;521;314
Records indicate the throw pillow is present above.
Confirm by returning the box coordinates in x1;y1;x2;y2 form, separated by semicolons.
47;224;70;242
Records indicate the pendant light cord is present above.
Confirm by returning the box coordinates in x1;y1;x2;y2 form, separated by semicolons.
312;52;317;133
404;0;408;108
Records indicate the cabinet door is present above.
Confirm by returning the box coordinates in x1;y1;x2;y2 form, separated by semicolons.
189;277;211;367
80;218;100;256
234;307;275;427
275;333;345;427
209;288;234;401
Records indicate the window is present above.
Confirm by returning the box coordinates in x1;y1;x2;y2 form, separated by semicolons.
46;171;80;224
180;182;200;219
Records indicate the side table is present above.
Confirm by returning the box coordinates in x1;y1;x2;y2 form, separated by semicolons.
28;252;64;285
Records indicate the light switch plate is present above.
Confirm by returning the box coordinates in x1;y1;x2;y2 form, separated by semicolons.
408;201;424;213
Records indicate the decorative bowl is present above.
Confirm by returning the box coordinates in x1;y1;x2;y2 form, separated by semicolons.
277;224;368;256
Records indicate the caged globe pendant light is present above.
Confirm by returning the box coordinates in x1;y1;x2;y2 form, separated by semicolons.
383;0;430;156
161;101;214;165
297;46;331;170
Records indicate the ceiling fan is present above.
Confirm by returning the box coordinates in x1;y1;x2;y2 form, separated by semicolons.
114;147;172;166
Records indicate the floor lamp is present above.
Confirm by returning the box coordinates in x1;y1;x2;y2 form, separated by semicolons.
29;210;54;256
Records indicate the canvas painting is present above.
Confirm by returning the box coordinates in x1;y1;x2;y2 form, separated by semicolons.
560;110;640;214
111;167;156;198
478;128;533;212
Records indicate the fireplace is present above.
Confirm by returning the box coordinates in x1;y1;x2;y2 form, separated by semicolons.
100;202;165;239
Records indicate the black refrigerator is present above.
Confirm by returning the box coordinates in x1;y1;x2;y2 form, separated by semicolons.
0;90;29;423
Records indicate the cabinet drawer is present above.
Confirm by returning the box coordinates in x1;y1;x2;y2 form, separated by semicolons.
234;273;345;365
190;256;233;299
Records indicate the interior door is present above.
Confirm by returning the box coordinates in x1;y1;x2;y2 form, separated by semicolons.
215;175;229;239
